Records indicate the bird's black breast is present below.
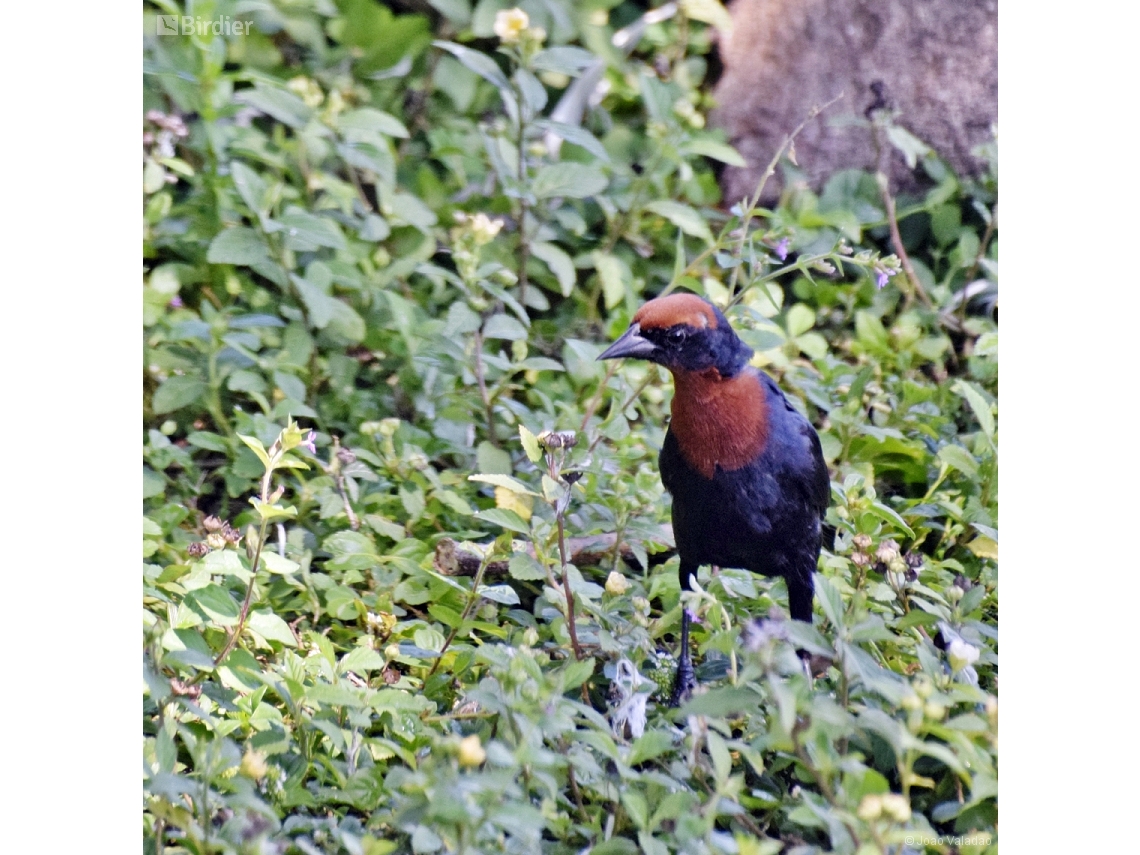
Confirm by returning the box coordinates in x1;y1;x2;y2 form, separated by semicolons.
659;374;828;580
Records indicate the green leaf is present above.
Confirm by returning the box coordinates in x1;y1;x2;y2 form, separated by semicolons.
234;84;312;128
152;375;207;414
867;501;916;538
938;444;979;478
230;161;268;216
292;275;366;342
474;508;530;533
207;227;270;266
532;46;598;75
558;657;596;690
261;552;301;575
269;210;347;251
519;425;542;464
592;251;630;309
247;611;298;647
627;730;674;766
532;163;608;199
340;646;388;673
249;498;298;522
508;553;547;581
477;584;520;605
535;121;610;162
337;107;409;138
953;380;996;440
482;313;529;340
468;474;538;495
643;200;714;244
681;138;747;167
433;41;510;91
187;584;240;626
238;434;272;470
530;241;577;296
814;572;846;628
476;441;512;475
785;303;816;338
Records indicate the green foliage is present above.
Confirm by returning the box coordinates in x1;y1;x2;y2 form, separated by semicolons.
143;2;997;853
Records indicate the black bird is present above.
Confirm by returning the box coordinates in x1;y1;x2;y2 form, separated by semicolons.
599;293;829;703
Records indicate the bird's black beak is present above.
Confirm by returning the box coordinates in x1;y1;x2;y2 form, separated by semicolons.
597;323;657;361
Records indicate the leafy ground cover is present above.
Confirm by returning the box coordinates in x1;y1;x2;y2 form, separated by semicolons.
143;2;997;852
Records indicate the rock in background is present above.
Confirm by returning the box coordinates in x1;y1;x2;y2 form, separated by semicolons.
711;0;997;203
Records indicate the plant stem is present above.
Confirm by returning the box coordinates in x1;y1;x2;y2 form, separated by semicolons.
472;329;499;446
558;513;582;660
429;552;493;677
210;478;271;670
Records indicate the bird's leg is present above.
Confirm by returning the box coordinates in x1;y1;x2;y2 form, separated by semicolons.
670;561;700;707
670;606;696;707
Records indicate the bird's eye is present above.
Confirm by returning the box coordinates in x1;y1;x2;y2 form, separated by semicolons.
667;327;687;344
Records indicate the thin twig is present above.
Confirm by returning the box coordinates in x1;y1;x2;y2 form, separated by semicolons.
870;120;933;311
579;360;619;435
472;329;499;446
558;514;583;660
330;437;360;531
726;92;846;302
428;551;493;677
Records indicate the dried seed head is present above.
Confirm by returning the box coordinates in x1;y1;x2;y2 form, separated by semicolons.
875;539;900;563
187;541;210;558
852;533;872;551
203;515;224;532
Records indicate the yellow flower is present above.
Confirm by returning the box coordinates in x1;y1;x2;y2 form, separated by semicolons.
493;8;529;43
880;793;911;823
239;748;268;781
856;794;882;820
605;571;630;595
470;212;504;245
458;734;486;767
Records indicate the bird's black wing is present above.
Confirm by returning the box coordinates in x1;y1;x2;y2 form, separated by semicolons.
757;371;830;519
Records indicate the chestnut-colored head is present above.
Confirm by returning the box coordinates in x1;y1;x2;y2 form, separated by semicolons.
597;294;753;376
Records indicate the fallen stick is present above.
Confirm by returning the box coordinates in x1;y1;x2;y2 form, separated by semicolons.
433;525;675;578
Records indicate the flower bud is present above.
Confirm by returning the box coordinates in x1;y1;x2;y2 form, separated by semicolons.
880;793;911;822
239;748;268;780
875;539;900;563
493;8;529;43
458;734;486;767
856;794;883;820
947;637;980;672
924;701;946;721
384;644;401;660
853;534;872;550
605;572;630;595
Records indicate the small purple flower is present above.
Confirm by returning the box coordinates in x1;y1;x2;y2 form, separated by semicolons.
875;268;897;290
774;237;789;261
168;295;183;308
301;430;317;454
